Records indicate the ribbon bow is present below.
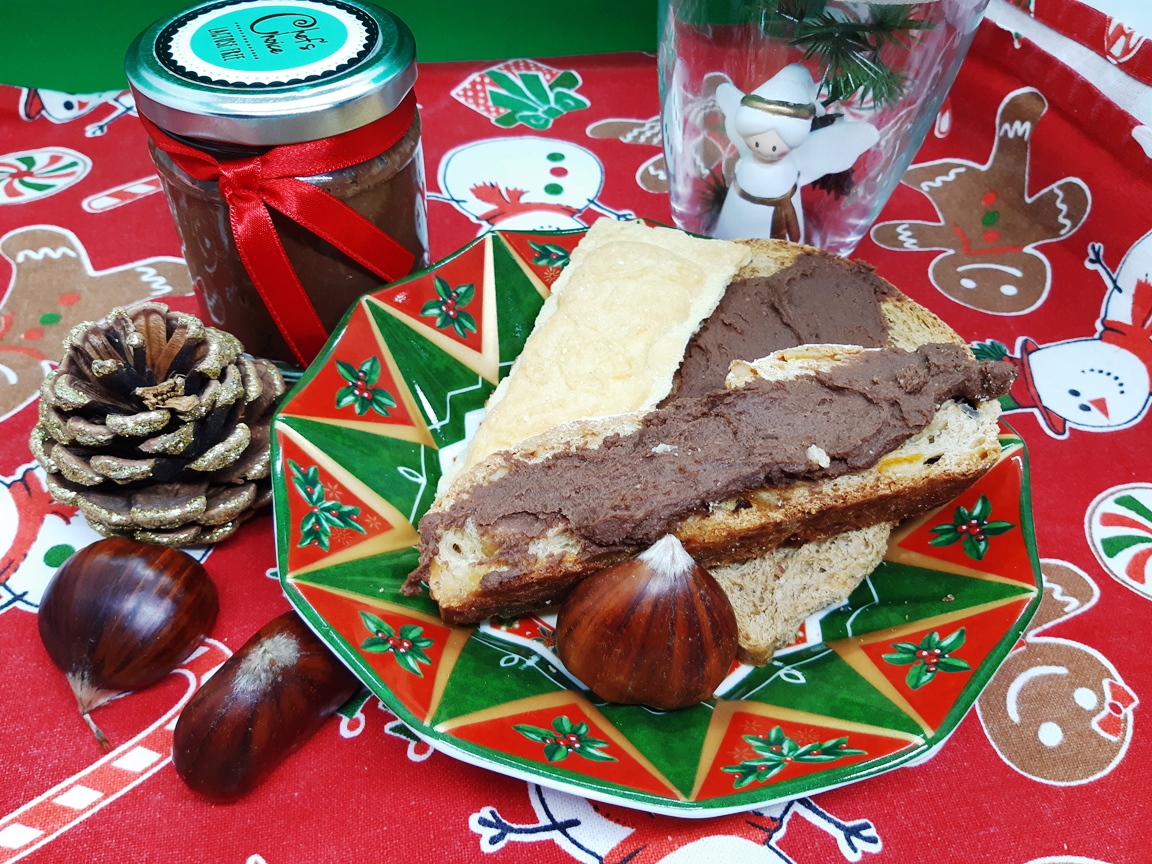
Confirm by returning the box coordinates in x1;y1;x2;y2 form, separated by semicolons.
1091;678;1139;740
139;92;418;365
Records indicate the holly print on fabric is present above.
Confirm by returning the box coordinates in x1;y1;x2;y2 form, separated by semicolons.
359;611;434;677
335;356;397;416
974;231;1152;438
0;148;90;203
451;60;589;130
722;726;867;789
513;716;616;763
290;460;366;550
929;495;1015;560
421;275;477;338
872;88;1089;314
883;628;972;690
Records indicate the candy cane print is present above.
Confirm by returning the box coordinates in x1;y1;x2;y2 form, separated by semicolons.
0;639;232;862
81;176;164;214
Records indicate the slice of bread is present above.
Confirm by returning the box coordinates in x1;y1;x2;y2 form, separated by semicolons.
712;523;892;665
417;344;1005;627
410;231;1013;666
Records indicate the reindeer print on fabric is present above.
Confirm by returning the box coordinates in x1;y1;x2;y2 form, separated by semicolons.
0;225;191;421
872;88;1089;315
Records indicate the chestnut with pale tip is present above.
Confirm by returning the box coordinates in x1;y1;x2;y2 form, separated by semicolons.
37;537;219;750
171;610;361;802
555;534;739;710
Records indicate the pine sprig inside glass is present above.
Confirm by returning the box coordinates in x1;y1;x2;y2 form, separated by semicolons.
785;3;932;107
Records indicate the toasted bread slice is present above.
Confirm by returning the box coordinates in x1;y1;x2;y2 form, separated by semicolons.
416;343;1007;626
411;235;1012;668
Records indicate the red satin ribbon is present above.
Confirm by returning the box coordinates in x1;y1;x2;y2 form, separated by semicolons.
140;92;418;365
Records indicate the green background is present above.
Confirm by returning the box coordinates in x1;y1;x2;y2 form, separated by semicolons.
0;0;659;91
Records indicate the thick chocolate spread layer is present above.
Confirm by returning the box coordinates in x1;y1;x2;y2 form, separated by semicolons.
421;345;1016;556
670;253;897;400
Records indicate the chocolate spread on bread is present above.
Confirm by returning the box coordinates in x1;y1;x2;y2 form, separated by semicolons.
417;345;1015;572
670;253;897;400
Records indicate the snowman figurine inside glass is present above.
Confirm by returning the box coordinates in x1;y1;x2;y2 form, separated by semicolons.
659;0;992;256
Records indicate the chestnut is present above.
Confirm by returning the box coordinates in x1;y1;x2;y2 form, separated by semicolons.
37;537;218;748
172;610;360;802
555;534;739;710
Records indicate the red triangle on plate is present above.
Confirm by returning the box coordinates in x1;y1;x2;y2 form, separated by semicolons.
276;430;401;575
443;699;679;799
372;235;489;348
694;707;915;801
854;596;1034;731
894;447;1035;587
280;301;428;443
499;229;585;288
294;582;457;724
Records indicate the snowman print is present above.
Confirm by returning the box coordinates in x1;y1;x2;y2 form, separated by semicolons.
976;559;1137;784
433;137;634;235
18;87;138;138
471;783;882;863
980;230;1152;437
0;463;103;614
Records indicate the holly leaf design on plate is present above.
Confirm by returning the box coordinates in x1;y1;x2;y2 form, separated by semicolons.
513;715;616;762
358;611;434;676
421;275;478;338
722;726;867;789
929;495;1014;560
883;628;972;689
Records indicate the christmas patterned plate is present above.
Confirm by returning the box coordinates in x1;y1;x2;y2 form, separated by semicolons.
269;228;1042;817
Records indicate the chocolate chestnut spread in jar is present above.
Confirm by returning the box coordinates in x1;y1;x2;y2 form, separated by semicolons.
125;0;428;365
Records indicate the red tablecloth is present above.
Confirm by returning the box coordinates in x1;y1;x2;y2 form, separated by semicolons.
1;1;1149;860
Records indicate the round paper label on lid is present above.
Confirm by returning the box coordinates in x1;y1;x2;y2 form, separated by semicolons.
158;0;379;88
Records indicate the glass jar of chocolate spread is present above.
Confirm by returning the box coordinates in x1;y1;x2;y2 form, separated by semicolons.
126;0;428;365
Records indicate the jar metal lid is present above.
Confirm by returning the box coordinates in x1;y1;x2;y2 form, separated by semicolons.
125;0;416;146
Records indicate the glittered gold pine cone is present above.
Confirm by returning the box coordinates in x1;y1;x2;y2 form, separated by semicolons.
29;301;286;546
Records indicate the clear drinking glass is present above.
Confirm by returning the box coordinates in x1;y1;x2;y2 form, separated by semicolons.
659;0;991;256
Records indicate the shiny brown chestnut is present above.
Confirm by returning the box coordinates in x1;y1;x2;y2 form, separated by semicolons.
37;537;219;748
555;534;739;711
172;610;360;802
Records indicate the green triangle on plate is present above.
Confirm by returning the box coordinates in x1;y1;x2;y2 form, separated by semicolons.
366;300;498;449
818;560;1037;644
596;700;715;799
429;630;570;726
290;547;437;616
491;234;549;365
278;416;438;529
722;647;926;738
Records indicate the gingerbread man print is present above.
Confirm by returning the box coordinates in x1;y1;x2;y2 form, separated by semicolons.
0;225;191;421
871;88;1089;315
976;560;1137;785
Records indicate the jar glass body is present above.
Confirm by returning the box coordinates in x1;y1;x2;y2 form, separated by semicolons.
658;0;991;256
149;112;428;362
